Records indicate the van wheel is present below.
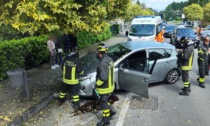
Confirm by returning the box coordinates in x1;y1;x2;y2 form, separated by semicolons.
165;69;179;84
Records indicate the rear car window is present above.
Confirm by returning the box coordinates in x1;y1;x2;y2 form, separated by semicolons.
165;49;173;57
149;49;167;60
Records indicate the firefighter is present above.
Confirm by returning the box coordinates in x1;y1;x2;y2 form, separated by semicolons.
95;43;116;126
155;26;165;43
58;48;84;111
197;36;210;88
177;36;194;96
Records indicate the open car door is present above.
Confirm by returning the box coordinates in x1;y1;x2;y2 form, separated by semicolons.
118;58;156;98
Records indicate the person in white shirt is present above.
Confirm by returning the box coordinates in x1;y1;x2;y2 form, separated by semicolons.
47;35;58;69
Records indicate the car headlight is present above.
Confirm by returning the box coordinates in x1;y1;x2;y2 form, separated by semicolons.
177;37;181;41
127;38;132;41
196;36;200;40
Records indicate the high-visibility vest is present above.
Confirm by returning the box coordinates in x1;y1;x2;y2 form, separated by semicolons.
155;32;164;42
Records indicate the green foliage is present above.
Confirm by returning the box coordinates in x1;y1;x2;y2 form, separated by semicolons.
188;0;210;7
183;4;203;20
203;2;210;21
164;1;188;20
0;0;130;35
0;36;49;81
110;24;120;35
77;25;113;49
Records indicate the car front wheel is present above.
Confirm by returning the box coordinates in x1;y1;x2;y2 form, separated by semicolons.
165;69;180;84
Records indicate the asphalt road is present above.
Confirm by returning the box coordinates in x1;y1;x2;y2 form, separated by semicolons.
25;37;210;126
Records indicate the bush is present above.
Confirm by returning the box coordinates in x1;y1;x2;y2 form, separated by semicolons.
77;25;113;49
110;24;120;35
0;36;49;81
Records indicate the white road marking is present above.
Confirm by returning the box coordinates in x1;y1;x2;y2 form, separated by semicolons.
115;93;132;126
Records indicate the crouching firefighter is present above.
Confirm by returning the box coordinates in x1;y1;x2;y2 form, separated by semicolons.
58;49;84;111
197;36;210;88
177;36;194;96
95;43;116;126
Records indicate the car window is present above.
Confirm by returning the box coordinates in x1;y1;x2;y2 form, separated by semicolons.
165;49;173;57
122;50;149;73
149;49;167;60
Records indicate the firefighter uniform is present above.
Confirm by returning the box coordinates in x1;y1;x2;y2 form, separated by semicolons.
96;43;115;126
178;37;194;96
197;41;209;88
58;52;84;110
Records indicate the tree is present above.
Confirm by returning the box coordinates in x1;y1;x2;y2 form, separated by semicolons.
125;4;143;21
0;0;130;35
203;2;210;21
183;4;203;20
137;0;140;5
188;0;210;7
141;8;154;16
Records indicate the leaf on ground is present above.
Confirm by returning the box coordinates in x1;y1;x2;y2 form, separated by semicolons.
3;116;11;121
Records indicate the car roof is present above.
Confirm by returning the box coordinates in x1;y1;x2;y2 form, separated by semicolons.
176;28;192;30
120;41;175;51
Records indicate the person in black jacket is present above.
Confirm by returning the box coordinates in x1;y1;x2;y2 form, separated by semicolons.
95;43;116;126
62;34;71;56
58;49;84;111
197;36;210;88
177;36;194;96
55;35;63;66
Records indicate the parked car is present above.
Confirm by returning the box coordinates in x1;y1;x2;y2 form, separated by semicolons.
164;24;177;38
201;25;210;40
78;41;180;97
177;23;185;28
184;21;194;28
170;28;200;48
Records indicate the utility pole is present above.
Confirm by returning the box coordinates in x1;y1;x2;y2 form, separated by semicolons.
198;0;200;5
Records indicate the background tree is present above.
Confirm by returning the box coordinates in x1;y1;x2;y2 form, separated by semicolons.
188;0;210;7
183;4;203;20
203;2;210;21
0;0;130;35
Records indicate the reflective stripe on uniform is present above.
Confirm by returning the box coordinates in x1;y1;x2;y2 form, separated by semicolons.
73;95;79;102
103;109;110;117
184;82;190;88
96;79;104;86
79;71;84;75
181;51;194;70
63;66;79;84
199;78;205;83
59;92;66;98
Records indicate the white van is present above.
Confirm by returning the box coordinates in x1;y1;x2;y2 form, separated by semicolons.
127;16;163;41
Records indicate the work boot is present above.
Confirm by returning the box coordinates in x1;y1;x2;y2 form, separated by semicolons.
73;102;80;111
199;82;205;88
179;88;189;96
181;87;191;92
97;117;110;126
181;83;191;92
58;98;65;106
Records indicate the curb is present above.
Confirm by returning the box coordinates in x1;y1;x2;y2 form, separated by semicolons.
8;93;54;126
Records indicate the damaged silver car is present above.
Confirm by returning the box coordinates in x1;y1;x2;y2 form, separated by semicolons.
79;41;180;98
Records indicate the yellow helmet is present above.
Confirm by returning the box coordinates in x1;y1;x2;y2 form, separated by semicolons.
97;43;108;53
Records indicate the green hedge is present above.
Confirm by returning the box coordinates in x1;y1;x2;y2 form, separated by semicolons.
77;25;113;49
110;24;120;35
0;36;49;80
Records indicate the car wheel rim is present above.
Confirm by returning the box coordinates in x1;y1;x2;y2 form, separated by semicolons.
167;70;179;83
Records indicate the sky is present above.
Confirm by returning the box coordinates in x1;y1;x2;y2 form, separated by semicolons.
133;0;188;11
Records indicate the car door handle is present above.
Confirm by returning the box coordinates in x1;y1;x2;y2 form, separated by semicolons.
141;78;148;82
165;62;169;65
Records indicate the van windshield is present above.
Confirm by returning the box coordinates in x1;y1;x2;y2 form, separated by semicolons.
129;24;155;36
